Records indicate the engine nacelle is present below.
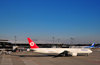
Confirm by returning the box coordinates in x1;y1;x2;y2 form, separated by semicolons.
71;53;77;56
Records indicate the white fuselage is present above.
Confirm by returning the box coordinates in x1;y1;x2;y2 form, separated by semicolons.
31;48;92;56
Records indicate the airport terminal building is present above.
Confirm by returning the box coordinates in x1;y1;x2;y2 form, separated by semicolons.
0;39;12;51
0;39;100;52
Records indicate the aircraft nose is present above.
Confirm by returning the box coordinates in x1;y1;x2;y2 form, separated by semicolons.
89;50;92;53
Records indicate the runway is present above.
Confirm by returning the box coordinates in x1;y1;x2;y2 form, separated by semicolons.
0;50;100;65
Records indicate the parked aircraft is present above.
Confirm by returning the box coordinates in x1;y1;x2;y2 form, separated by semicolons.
27;38;92;56
84;43;95;48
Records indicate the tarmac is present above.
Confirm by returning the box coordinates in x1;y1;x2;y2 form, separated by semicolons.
0;49;100;65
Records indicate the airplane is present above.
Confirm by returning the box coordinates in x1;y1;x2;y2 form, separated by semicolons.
84;43;95;48
27;38;92;56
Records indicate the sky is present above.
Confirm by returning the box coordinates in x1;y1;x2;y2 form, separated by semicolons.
0;0;100;43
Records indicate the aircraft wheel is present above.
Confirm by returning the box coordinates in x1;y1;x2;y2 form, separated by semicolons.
63;51;69;56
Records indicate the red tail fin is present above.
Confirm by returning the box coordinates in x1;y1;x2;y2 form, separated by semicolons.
27;38;39;49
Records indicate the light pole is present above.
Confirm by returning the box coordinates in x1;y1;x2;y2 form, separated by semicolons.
14;36;17;46
52;36;55;44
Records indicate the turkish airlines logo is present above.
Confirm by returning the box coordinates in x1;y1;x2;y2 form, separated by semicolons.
30;42;34;46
